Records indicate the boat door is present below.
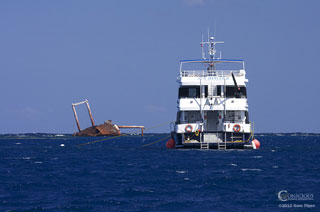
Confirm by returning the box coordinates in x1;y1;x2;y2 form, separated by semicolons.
207;111;219;131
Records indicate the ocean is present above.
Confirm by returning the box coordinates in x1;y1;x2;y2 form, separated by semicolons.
0;133;319;211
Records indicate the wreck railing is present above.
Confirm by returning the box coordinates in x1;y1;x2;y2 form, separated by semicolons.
72;99;95;132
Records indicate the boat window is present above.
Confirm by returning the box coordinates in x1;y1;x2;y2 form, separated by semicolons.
178;111;201;124
189;88;197;98
178;86;201;98
245;111;249;124
224;111;242;123
205;86;208;97
226;86;247;98
217;86;221;96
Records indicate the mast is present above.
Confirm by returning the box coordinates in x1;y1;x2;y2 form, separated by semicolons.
200;35;224;60
200;34;224;72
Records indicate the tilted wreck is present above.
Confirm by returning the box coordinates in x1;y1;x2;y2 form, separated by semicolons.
72;100;144;136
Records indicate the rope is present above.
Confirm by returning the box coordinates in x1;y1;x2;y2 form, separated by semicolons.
77;134;126;147
142;135;171;147
77;121;172;147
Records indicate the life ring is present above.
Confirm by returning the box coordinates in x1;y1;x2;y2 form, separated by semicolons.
233;124;241;132
185;125;193;133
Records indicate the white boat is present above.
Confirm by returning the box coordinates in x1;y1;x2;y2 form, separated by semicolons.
169;34;260;150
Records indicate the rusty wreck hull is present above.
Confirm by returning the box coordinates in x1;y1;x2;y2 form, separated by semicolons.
73;122;120;136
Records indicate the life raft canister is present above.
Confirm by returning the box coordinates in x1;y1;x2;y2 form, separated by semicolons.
233;124;241;132
185;124;193;133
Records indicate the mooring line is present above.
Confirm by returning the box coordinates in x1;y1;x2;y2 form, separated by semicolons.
77;134;126;147
142;135;171;147
77;121;172;147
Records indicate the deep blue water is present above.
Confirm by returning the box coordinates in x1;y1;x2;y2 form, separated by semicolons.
0;133;319;211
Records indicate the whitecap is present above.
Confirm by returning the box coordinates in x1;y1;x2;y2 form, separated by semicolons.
15;143;21;145
133;188;154;193
34;161;43;164
176;170;188;174
271;150;276;152
241;168;261;172
229;163;237;166
184;178;190;181
22;157;30;160
60;144;65;147
272;166;278;168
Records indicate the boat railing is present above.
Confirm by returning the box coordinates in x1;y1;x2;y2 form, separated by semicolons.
180;70;242;77
250;122;255;134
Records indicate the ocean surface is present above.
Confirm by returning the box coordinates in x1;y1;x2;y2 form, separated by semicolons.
0;133;319;211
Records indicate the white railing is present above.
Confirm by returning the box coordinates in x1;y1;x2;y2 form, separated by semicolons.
180;70;243;77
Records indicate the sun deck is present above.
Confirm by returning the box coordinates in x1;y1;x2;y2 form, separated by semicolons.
180;69;244;78
179;59;245;78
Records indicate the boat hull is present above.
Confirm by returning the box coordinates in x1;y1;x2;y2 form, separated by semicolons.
172;131;255;149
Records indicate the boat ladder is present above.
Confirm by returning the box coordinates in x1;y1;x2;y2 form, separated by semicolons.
200;142;209;150
218;141;227;150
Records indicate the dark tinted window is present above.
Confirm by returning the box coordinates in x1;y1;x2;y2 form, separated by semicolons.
177;111;201;124
226;86;247;98
205;86;208;97
245;111;249;124
217;86;221;96
179;86;201;98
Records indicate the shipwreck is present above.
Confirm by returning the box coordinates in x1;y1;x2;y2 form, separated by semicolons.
72;100;144;136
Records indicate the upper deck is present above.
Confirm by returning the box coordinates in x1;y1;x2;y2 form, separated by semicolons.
179;59;245;78
178;59;248;86
177;35;249;87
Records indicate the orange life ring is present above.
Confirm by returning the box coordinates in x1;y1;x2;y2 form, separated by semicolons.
185;125;193;133
233;124;241;132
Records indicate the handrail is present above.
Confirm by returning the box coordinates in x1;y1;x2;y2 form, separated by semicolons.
250;122;255;139
180;70;243;77
170;122;175;132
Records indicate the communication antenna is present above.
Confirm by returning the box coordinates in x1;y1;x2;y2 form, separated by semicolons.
200;30;224;59
201;35;205;59
214;20;217;37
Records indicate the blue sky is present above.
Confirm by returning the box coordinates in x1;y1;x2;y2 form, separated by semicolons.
0;0;319;133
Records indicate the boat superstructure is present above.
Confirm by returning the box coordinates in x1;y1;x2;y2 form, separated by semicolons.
170;35;259;150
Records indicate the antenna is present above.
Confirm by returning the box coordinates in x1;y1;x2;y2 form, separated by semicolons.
200;30;224;59
201;35;205;59
214;20;217;37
